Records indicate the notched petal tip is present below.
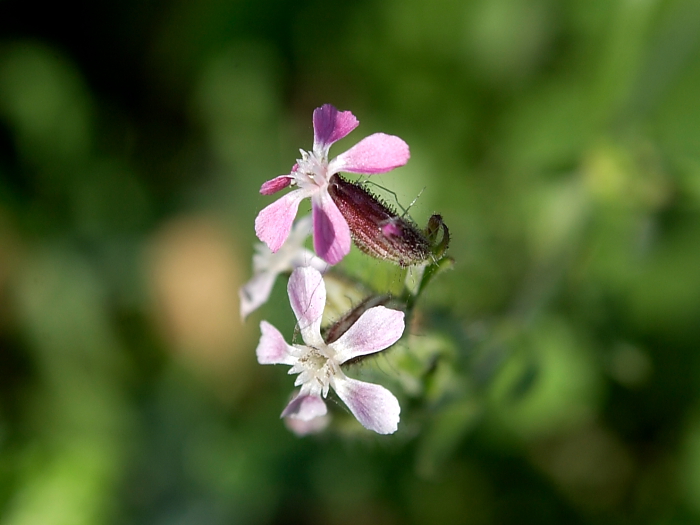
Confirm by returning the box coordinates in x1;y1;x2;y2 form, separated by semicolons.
331;306;405;363
256;321;294;365
255;190;306;252
329;133;410;175
313;104;359;152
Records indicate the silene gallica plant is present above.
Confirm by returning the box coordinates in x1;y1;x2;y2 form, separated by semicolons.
241;104;451;436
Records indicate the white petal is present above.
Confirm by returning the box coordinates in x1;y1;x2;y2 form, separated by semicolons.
289;248;329;274
281;393;328;421
333;376;400;434
256;321;296;365
239;271;277;320
329;306;405;363
287;267;326;347
284;413;330;436
288;214;314;242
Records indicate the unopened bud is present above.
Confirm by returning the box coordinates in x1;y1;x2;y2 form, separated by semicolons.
425;214;450;258
328;175;442;267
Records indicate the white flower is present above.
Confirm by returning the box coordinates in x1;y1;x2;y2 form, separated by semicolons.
256;266;404;434
239;215;327;320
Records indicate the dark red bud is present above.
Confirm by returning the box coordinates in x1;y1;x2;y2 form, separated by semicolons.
328;175;432;267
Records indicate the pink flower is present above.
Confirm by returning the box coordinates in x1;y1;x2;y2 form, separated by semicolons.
255;104;410;264
255;266;404;434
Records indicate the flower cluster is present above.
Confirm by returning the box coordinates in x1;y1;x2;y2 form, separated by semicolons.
241;104;450;436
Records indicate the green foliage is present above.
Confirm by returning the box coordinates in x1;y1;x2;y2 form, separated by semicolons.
1;0;700;523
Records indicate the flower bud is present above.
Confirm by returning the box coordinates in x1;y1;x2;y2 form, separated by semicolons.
425;213;450;258
328;175;433;267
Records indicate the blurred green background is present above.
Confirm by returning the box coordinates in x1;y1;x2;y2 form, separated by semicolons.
2;0;700;523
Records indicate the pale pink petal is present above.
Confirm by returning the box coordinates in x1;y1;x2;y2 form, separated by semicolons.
239;271;276;320
260;175;292;195
312;192;351;265
328;133;410;175
255;189;310;252
329;306;405;363
256;321;296;365
313;104;359;153
281;393;328;421
333;376;400;434
289;248;329;274
285;412;330;436
287;267;326;347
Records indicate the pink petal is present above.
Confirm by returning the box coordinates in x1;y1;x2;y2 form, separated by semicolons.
239;271;276;320
281;393;328;421
329;306;405;363
287;267;326;347
284;412;330;436
260;175;292;195
333;376;400;434
255;189;309;252
328;133;410;175
286;216;329;272
313;104;359;152
256;321;295;365
312;192;351;265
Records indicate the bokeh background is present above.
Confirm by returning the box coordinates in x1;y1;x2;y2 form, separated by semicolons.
2;0;700;523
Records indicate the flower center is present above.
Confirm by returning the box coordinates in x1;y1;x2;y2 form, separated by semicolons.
295;345;338;398
294;150;328;189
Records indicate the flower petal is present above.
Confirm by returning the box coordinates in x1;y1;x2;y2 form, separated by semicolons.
312;192;351;265
287;267;326;347
333;376;400;434
255;189;310;252
329;306;405;363
287;214;314;245
285;216;329;272
284;412;330;436
260;175;292;195
289;248;329;274
313;104;359;153
328;133;410;175
239;271;276;320
256;321;296;365
281;393;328;421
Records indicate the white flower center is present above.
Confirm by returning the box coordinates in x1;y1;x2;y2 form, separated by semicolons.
292;344;340;398
293;149;329;190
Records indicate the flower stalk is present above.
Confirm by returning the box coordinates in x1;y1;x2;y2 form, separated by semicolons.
243;104;452;436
